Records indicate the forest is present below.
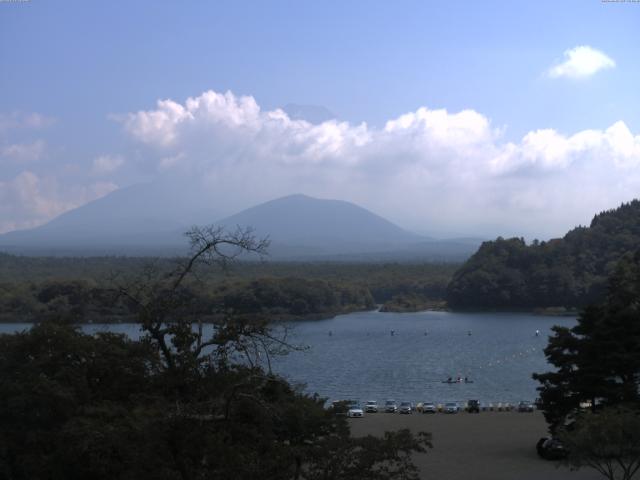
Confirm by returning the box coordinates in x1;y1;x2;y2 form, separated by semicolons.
447;200;640;309
0;253;457;323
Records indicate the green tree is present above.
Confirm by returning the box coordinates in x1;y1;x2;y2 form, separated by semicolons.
558;407;640;480
533;251;640;432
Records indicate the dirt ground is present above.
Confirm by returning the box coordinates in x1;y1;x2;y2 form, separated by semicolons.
348;411;602;480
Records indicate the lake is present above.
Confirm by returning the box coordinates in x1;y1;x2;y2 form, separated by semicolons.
0;310;575;405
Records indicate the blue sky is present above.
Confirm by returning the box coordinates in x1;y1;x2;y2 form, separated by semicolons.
1;0;640;237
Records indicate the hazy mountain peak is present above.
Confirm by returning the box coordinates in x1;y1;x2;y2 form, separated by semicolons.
0;188;480;260
217;194;421;248
281;104;336;124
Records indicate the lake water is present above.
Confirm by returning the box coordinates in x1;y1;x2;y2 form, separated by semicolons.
0;310;575;405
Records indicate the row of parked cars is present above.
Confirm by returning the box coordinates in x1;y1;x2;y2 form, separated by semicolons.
332;399;536;417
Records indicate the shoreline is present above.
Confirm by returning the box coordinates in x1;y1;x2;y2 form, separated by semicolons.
0;306;579;324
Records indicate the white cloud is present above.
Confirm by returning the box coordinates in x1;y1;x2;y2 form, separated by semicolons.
0;112;55;132
117;89;640;239
92;154;124;175
0;171;117;233
0;140;46;163
548;45;616;79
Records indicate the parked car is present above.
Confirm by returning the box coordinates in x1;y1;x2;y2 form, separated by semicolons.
384;399;398;413
364;400;378;413
399;401;413;414
422;402;437;414
347;401;364;418
536;437;568;460
518;401;535;412
444;402;459;414
467;399;481;413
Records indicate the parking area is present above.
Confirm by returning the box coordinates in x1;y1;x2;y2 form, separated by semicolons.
348;411;602;480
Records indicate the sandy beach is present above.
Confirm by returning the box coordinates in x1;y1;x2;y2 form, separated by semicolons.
349;411;602;480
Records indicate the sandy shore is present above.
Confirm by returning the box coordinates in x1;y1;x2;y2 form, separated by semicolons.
349;411;601;480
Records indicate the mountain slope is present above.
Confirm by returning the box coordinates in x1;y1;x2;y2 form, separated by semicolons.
0;187;478;260
0;180;224;254
216;194;424;255
447;200;640;309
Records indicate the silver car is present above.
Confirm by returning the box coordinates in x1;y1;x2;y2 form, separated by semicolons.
399;401;413;414
384;399;398;413
444;402;459;414
422;402;437;414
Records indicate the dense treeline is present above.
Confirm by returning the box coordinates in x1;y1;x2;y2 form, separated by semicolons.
0;255;456;322
215;277;375;319
0;254;456;299
447;200;640;309
0;277;374;323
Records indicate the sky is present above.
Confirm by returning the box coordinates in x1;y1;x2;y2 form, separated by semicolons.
1;0;640;239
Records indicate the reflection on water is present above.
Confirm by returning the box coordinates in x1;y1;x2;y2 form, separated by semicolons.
0;310;575;404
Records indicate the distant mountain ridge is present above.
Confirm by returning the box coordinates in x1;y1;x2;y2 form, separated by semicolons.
0;186;480;260
447;200;640;309
217;194;422;254
0;181;222;252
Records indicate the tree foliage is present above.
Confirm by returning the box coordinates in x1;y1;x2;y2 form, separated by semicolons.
558;407;640;480
0;226;432;480
448;200;640;309
0;252;455;324
533;251;640;432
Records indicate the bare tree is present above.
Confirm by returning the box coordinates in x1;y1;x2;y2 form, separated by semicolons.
115;225;278;370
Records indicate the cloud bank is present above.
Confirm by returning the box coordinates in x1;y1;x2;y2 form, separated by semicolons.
0;113;118;233
0;171;117;233
92;154;125;175
120;89;640;239
548;45;616;79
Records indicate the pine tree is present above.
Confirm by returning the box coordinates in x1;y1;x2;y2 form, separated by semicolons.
533;250;640;432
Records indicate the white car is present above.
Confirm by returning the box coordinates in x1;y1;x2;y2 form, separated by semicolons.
444;402;459;414
364;400;378;413
347;402;364;418
422;402;437;414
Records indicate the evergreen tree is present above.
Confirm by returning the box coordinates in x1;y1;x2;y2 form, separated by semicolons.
533;251;640;432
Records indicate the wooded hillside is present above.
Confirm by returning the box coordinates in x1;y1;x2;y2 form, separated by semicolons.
447;200;640;309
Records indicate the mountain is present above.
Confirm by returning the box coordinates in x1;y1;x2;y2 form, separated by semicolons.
447;200;640;309
216;194;422;255
0;180;225;255
281;104;336;124
0;187;479;260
